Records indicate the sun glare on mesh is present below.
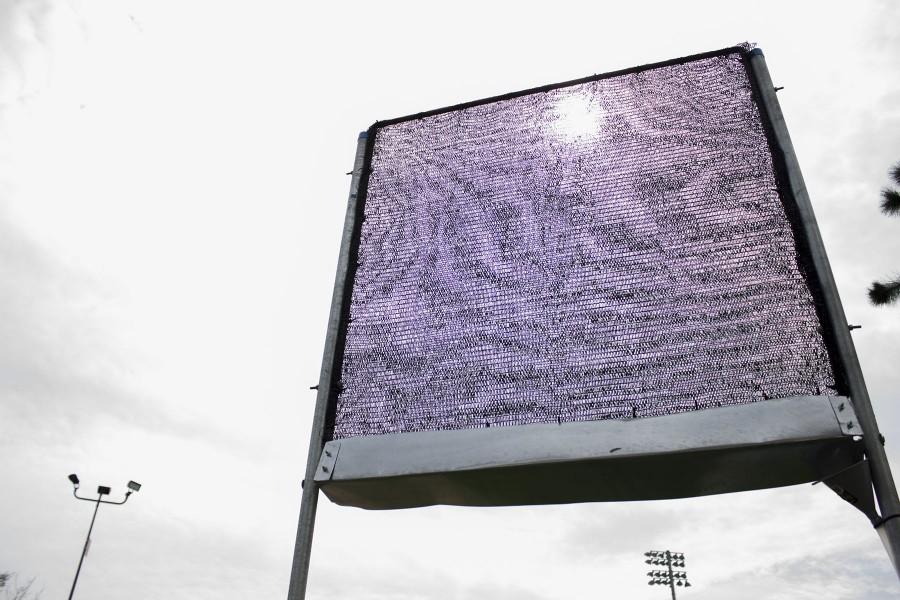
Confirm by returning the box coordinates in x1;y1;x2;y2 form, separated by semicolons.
551;93;603;140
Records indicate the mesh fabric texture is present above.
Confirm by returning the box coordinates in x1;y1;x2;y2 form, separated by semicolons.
332;49;837;439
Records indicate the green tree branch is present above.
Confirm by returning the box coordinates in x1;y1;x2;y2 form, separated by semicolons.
870;161;900;306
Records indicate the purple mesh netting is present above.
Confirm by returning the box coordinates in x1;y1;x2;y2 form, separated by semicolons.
332;50;837;439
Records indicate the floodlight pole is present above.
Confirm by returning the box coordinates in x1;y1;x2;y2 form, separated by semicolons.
68;486;135;600
287;131;371;600
69;493;102;600
747;48;900;578
665;551;677;600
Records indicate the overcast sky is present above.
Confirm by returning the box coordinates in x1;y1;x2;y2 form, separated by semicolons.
1;1;899;599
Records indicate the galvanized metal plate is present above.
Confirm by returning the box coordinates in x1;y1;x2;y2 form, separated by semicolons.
315;441;341;481
317;395;861;509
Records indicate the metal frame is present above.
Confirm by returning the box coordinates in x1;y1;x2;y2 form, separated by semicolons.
286;47;900;598
286;132;371;600
746;48;900;575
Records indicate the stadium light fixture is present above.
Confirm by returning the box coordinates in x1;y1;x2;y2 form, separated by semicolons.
644;550;690;599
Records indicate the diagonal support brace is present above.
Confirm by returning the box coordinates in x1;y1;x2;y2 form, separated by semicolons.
818;460;881;526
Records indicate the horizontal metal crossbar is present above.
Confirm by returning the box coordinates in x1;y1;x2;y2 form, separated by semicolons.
317;395;862;509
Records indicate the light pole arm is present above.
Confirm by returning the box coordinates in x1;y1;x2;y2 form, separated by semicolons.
73;489;132;505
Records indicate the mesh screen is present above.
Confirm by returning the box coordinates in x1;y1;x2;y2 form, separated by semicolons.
332;49;837;440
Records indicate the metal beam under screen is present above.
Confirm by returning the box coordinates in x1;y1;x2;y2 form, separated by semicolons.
287;45;900;599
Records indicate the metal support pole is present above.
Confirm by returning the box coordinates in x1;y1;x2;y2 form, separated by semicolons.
286;131;371;600
666;551;677;600
747;48;900;578
68;495;103;600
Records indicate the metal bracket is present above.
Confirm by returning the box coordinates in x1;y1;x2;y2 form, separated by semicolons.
816;460;881;526
829;396;860;436
314;441;341;482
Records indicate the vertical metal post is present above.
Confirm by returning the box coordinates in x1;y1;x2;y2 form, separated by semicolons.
286;131;370;600
747;48;900;578
666;551;677;600
68;495;103;600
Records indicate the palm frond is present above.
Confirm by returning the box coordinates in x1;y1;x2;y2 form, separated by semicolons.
890;161;900;187
868;278;900;305
881;188;900;215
